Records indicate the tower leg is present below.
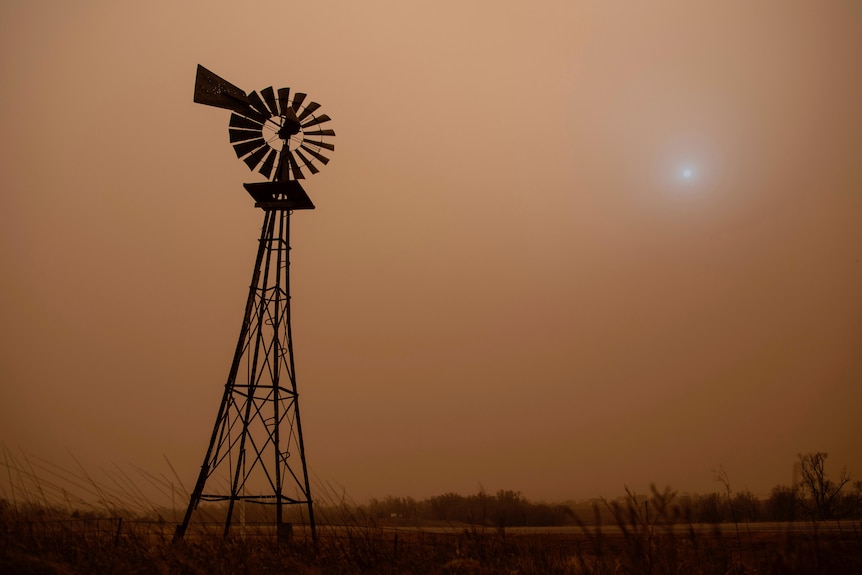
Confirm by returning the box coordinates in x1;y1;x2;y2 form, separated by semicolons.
175;208;315;541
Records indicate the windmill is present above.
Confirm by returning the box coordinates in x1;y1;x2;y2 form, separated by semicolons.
174;65;335;542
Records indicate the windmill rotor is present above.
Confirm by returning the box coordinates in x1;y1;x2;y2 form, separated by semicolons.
193;65;335;183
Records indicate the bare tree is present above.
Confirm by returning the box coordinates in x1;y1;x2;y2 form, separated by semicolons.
798;452;853;520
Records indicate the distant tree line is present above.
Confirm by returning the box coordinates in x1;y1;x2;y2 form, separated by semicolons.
357;453;861;527
360;489;574;527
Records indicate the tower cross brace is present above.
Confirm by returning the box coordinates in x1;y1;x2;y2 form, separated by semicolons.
174;204;315;542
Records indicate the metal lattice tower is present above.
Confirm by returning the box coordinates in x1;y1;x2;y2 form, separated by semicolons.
174;66;335;542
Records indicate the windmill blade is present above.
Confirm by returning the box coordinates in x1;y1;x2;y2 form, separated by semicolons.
229;128;261;143
247;91;272;119
301;114;331;129
243;108;270;124
233;137;266;158
285;150;305;179
299;143;330;165
231;101;268;124
291;92;307;112
277;88;291;116
302;138;335;151
230;113;264;130
260;87;279;116
258;148;278;179
294;149;320;174
296;101;320;122
303;129;335;137
243;144;271;170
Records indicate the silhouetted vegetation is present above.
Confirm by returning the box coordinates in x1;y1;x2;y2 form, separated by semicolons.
2;451;862;572
798;451;861;520
353;454;862;527
3;490;862;574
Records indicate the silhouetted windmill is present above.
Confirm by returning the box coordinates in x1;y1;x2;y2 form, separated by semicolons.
174;65;334;542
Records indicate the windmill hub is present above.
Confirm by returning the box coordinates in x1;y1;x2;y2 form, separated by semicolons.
261;119;289;151
278;117;302;139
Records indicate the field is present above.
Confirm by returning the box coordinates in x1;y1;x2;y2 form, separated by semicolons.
3;507;861;574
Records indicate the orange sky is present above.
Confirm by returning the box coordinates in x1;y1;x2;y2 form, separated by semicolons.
1;1;861;505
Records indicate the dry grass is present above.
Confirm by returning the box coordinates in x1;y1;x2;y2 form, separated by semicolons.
2;451;861;574
2;498;861;574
